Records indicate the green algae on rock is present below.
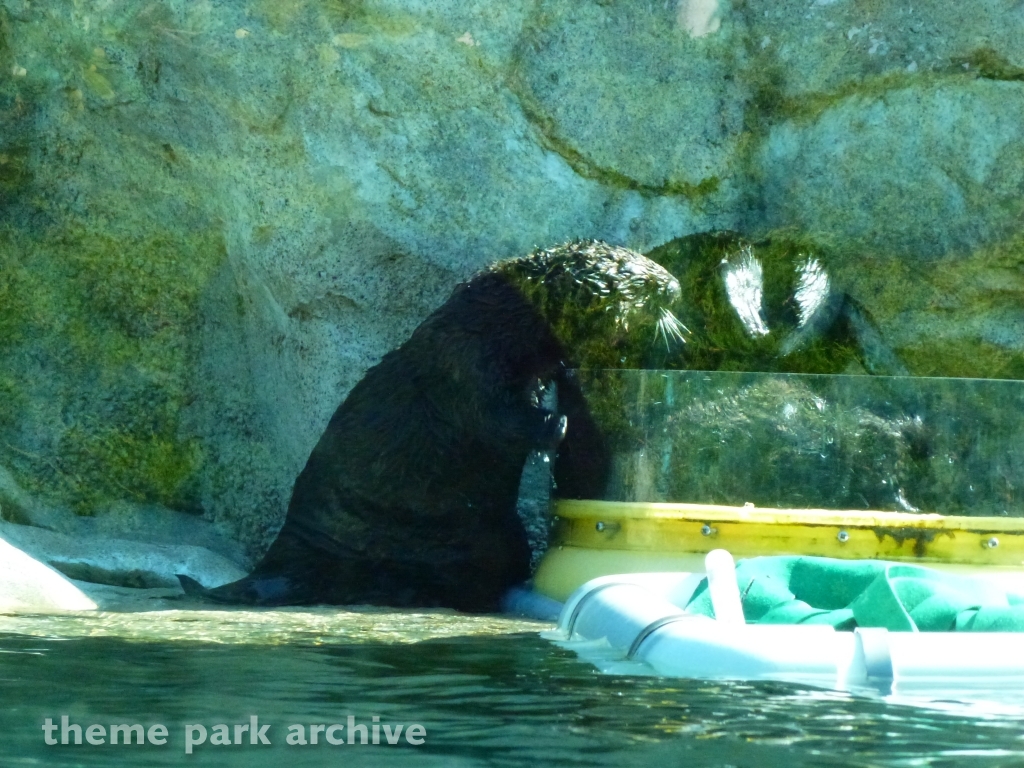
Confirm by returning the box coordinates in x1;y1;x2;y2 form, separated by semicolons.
756;81;1024;257
844;233;1024;381
0;224;224;515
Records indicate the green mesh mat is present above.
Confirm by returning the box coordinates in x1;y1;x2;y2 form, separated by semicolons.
685;557;1024;632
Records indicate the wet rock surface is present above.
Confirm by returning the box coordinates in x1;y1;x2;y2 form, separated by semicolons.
0;521;247;590
0;537;98;613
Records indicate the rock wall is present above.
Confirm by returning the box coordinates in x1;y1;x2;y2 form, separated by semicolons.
1;0;1023;555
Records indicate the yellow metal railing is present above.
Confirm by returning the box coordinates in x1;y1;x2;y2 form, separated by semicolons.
549;500;1024;565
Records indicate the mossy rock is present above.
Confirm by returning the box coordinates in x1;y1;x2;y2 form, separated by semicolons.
0;223;225;515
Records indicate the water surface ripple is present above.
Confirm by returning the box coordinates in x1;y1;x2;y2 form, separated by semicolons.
1;608;1023;767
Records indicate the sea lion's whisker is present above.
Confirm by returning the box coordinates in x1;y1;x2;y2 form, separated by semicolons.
655;309;689;349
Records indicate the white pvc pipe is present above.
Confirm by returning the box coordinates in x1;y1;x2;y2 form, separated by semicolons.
704;549;745;624
888;633;1024;686
639;618;856;685
550;572;703;640
566;583;685;649
552;571;1024;694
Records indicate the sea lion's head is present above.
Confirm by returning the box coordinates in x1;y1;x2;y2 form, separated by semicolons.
494;240;688;368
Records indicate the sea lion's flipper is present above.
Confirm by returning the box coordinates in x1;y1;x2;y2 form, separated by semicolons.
178;525;344;605
176;572;302;605
536;412;568;450
552;369;611;499
177;574;211;598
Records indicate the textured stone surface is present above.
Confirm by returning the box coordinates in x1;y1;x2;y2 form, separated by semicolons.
744;0;1024;98
756;82;1024;256
512;0;745;200
65;581;186;612
0;537;98;613
0;466;249;565
2;0;1024;559
0;520;247;589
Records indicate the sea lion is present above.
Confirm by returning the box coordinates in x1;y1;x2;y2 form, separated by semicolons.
180;241;684;611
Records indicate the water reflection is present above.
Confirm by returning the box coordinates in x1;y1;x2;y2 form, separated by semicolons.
2;611;1024;767
578;369;1024;516
0;605;545;645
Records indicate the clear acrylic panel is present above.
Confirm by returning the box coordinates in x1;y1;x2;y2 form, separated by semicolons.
566;370;1024;517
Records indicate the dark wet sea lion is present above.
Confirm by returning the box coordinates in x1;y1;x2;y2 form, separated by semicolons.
180;241;683;611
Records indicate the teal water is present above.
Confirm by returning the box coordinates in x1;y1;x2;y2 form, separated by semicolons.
2;609;1024;767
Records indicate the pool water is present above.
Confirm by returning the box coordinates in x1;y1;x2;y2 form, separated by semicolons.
2;608;1024;767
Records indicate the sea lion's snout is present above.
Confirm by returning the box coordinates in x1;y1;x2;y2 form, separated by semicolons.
614;253;682;301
